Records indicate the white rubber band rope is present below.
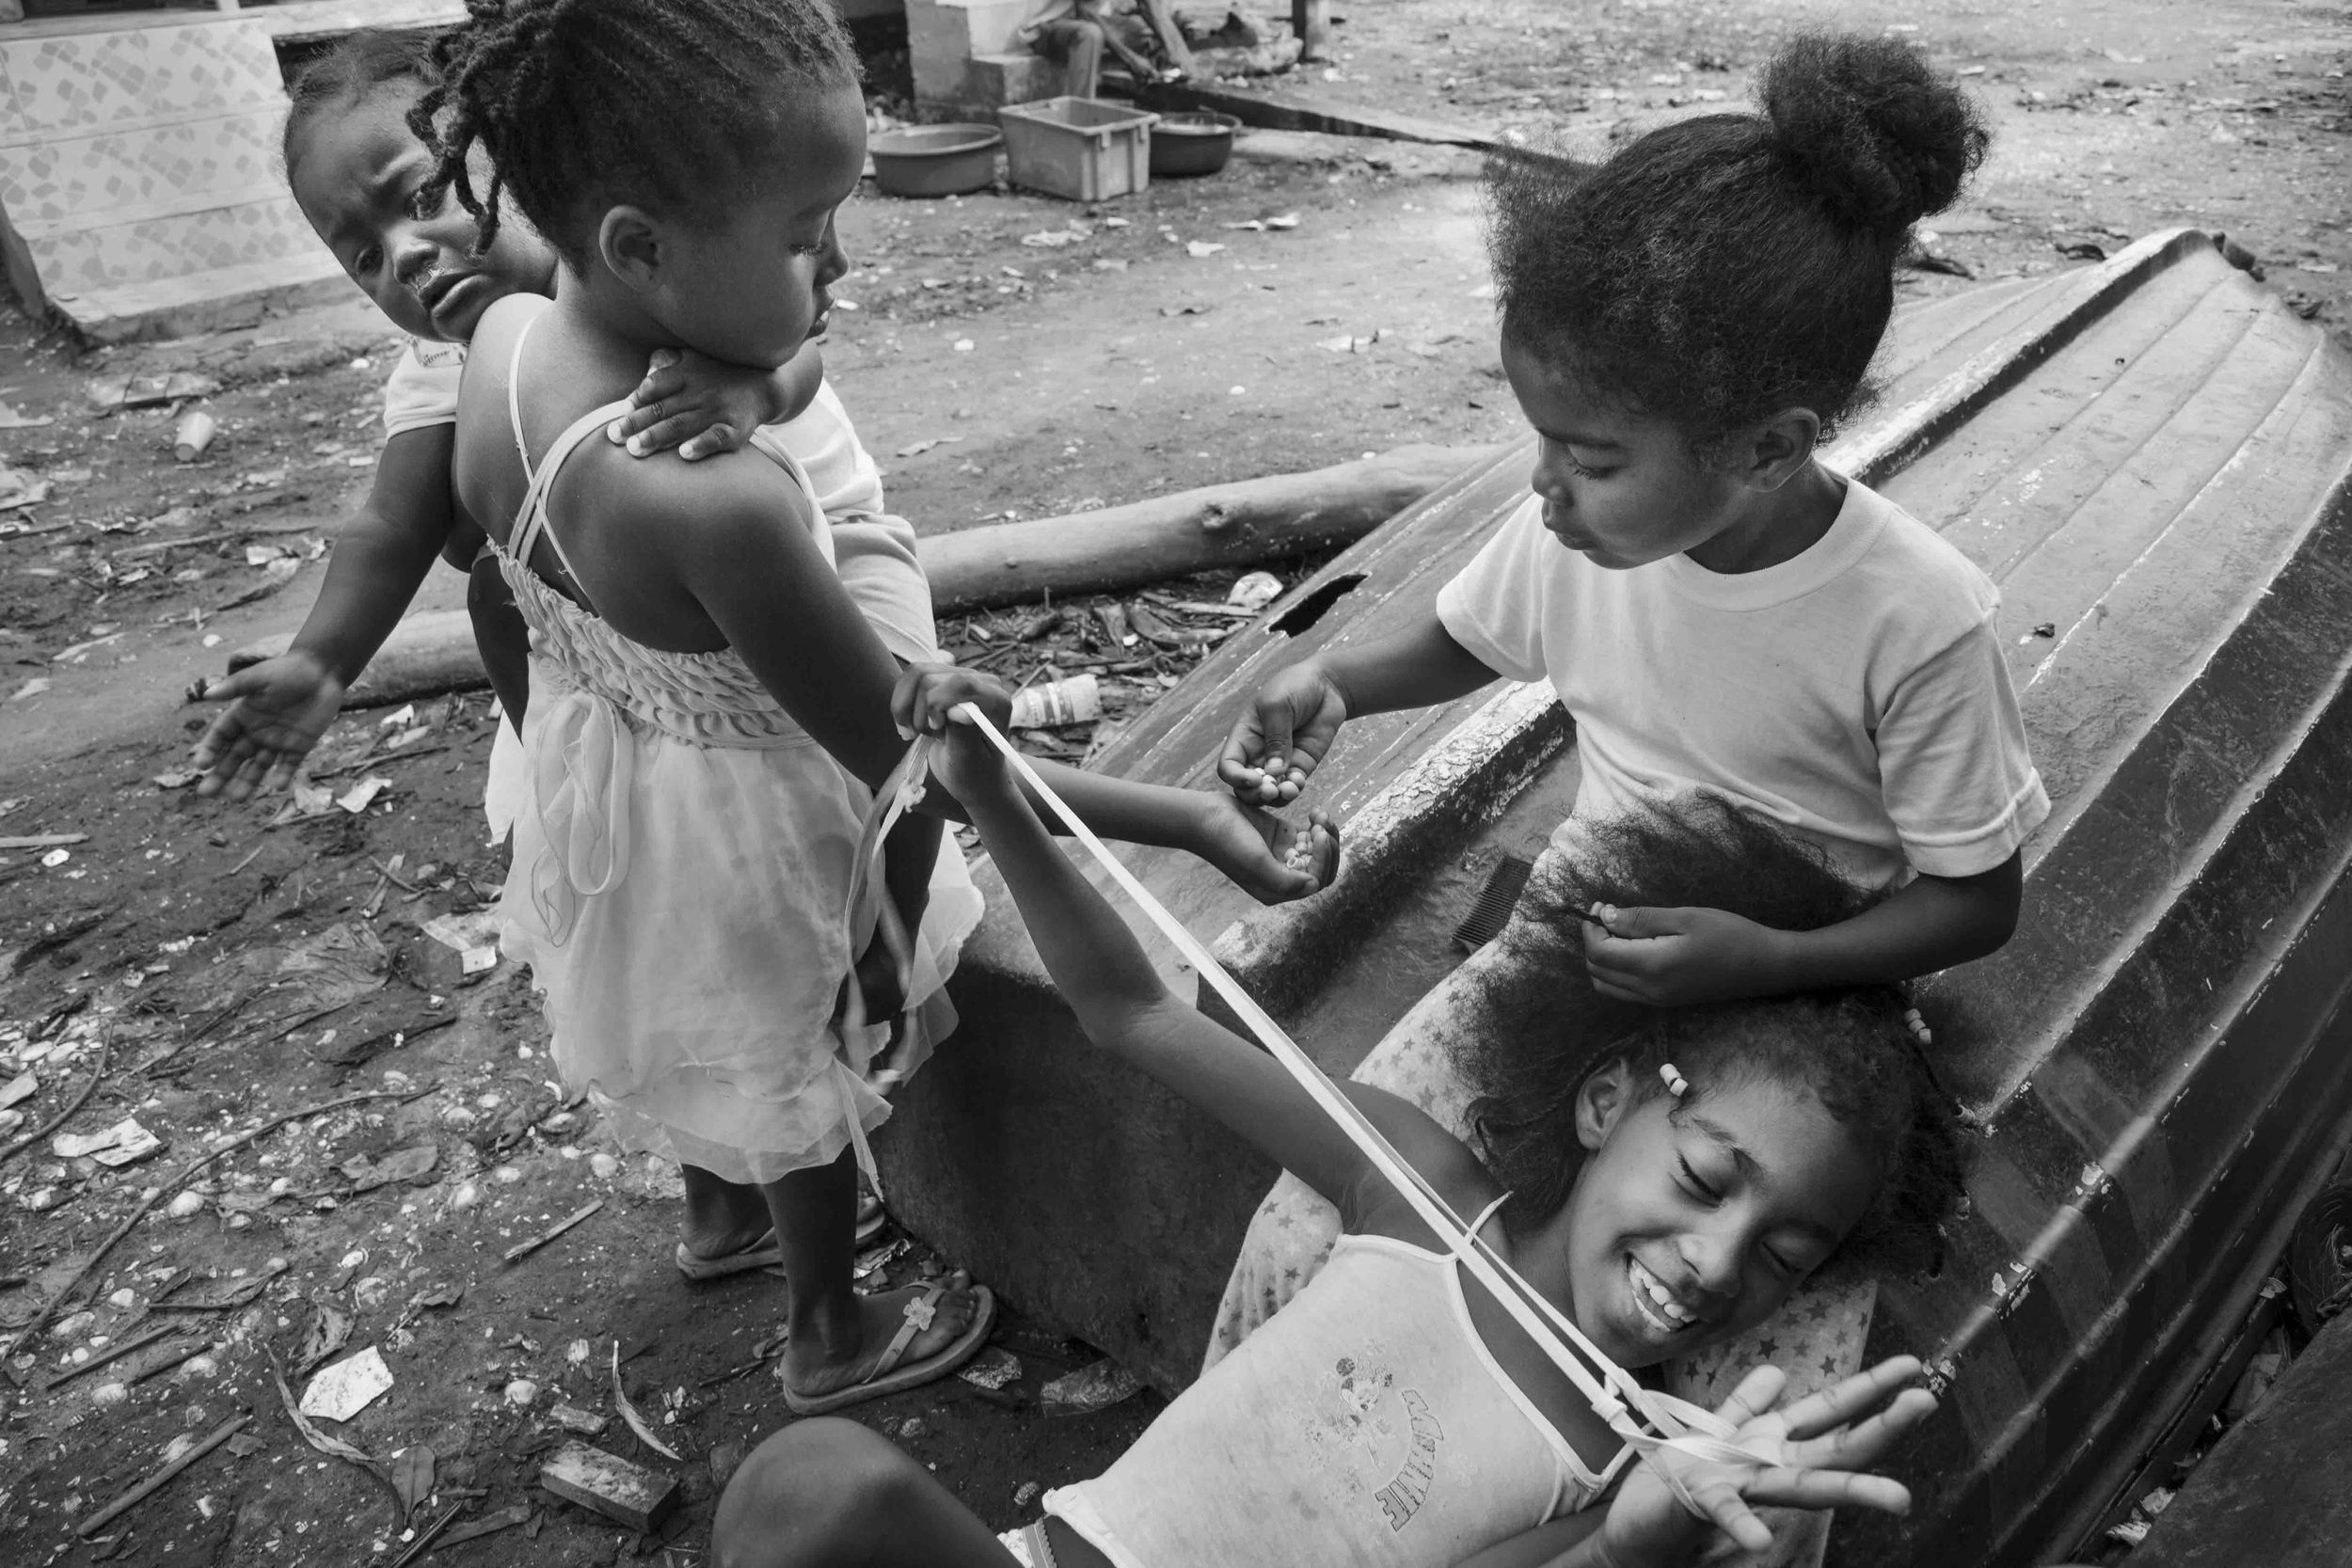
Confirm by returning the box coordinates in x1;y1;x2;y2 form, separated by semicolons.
943;705;1780;1515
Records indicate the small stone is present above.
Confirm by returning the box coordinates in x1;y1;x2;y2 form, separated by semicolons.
566;1338;592;1365
589;1153;620;1180
107;1289;136;1309
493;1165;522;1185
505;1378;540;1407
52;1311;95;1340
183;1355;220;1379
90;1382;129;1407
898;1416;930;1441
166;1190;205;1220
1013;1481;1041;1508
450;1181;482;1210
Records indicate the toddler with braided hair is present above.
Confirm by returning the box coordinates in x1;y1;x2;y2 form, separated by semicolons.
416;0;1334;1412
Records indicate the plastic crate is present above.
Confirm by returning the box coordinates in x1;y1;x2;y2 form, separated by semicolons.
998;96;1157;202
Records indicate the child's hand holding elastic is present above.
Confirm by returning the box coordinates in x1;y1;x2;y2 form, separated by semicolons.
1217;661;1350;806
1589;1357;1934;1568
606;347;779;462
891;665;1014;801
190;650;346;801
1581;903;1793;1006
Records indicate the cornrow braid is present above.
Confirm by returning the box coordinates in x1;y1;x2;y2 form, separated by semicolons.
411;0;860;267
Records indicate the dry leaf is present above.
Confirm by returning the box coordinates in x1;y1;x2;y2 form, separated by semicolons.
612;1341;683;1461
390;1444;436;1517
295;1301;354;1376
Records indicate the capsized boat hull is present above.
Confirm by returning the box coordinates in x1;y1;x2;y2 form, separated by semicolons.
878;231;2352;1567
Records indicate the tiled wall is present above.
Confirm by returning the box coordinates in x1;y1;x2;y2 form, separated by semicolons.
0;16;323;305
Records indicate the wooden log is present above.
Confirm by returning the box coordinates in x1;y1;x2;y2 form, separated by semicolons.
221;443;1503;707
923;443;1503;613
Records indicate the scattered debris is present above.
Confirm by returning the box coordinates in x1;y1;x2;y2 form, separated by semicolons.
959;1346;1025;1391
342;1142;439;1194
74;1414;250;1538
53;1117;162;1166
390;1444;437;1517
1009;674;1103;730
551;1402;610;1437
273;1350;407;1518
1227;571;1284;611
1185;240;1227;258
294;1301;356;1375
503;1199;604;1265
433;1503;534;1553
540;1441;681;1533
300;1344;396;1421
612;1339;685;1461
1041;1357;1146;1416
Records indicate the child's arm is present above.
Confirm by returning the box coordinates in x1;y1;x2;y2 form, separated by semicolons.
643;459;1333;904
1219;611;1502;804
1454;1361;1936;1568
1581;852;2022;1006
604;341;824;461
192;426;459;800
896;667;1446;1213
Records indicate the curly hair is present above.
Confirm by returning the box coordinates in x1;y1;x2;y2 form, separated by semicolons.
280;28;440;175
1486;32;1989;450
409;0;861;266
1461;796;1967;1275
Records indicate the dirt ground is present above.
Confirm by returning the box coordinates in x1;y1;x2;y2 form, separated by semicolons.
2;1;2346;1564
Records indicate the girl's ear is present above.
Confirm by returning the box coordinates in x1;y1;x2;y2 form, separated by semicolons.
1576;1057;1638;1151
1735;407;1822;491
596;205;663;293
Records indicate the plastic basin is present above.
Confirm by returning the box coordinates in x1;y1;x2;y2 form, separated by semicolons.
999;96;1158;202
1149;111;1240;178
870;124;1003;199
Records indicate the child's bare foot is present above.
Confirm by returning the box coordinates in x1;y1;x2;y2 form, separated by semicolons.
777;1272;989;1409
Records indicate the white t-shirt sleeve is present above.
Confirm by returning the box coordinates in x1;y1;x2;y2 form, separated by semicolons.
832;512;945;666
1433;496;1552;683
1874;611;2050;878
774;379;886;522
379;340;467;441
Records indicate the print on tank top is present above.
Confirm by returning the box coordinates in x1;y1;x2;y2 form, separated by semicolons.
1298;1352;1448;1535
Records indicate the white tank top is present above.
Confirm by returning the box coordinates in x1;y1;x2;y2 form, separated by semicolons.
1046;1200;1630;1567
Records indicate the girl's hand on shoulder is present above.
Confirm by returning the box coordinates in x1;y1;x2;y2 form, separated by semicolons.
1190;797;1340;905
189;651;345;801
892;665;1014;802
1597;1356;1934;1568
605;346;776;463
1581;904;1793;1006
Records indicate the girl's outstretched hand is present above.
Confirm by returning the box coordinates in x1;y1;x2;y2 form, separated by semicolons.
1591;1356;1934;1568
605;347;787;462
1581;903;1791;1006
1217;661;1349;806
190;650;345;801
891;664;1014;803
1190;796;1340;905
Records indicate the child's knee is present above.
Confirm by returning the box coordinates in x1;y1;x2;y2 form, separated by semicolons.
714;1419;909;1568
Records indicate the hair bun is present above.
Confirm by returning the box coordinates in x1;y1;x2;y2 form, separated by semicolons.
1759;34;1988;241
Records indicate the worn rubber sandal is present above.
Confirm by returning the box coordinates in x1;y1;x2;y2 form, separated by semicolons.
674;1227;783;1281
779;1280;997;1416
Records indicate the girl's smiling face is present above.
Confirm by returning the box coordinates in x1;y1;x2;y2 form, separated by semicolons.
1501;331;1793;572
287;80;556;343
1557;1064;1879;1370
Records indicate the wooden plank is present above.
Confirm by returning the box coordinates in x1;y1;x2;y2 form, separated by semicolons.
538;1442;678;1533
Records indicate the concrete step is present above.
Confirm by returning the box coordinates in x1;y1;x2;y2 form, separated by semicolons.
46;249;349;344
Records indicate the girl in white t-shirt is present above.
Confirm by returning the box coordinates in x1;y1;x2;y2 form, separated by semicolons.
1223;35;2047;1007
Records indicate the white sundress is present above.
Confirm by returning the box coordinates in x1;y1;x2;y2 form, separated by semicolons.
489;324;981;1185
